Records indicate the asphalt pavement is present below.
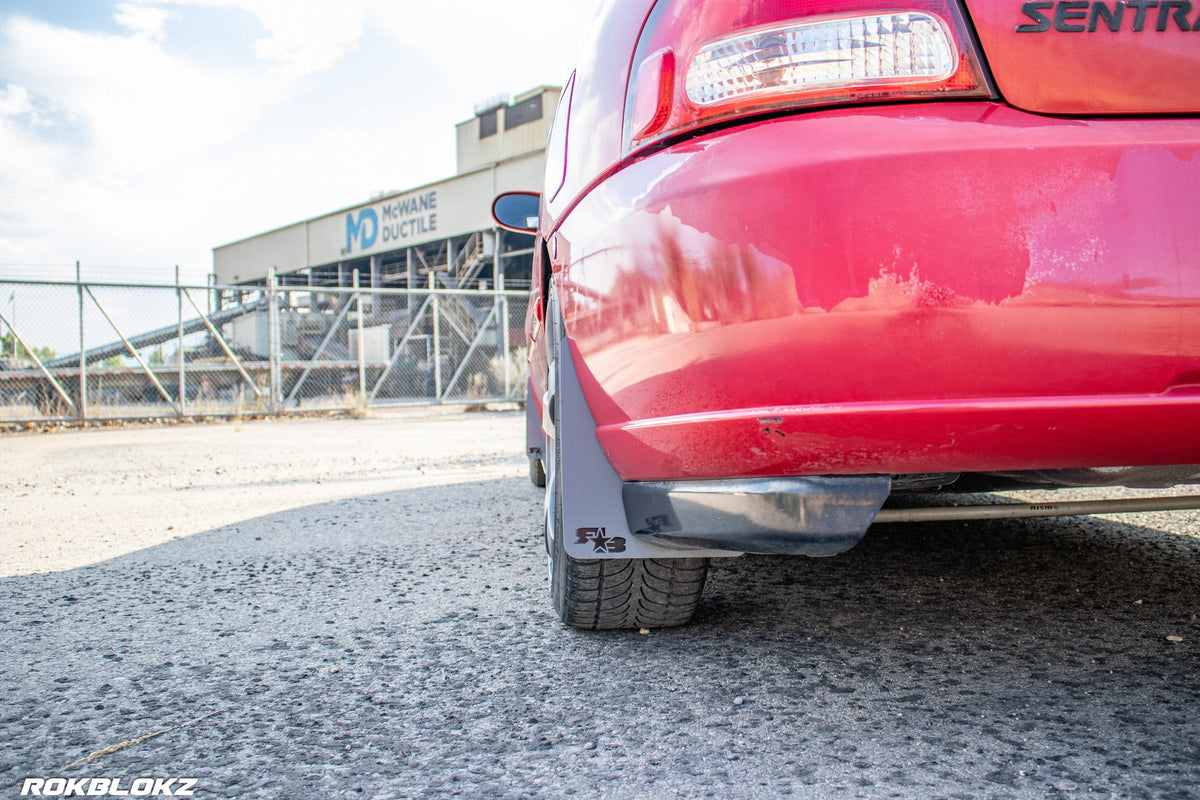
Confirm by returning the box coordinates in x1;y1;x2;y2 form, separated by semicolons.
1;412;1198;799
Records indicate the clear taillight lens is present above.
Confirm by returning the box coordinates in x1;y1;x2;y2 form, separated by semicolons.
686;13;957;105
624;0;993;154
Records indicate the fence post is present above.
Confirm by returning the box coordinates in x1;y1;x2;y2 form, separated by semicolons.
176;265;185;417
354;269;365;403
268;267;280;412
430;274;442;402
498;272;511;398
76;260;87;420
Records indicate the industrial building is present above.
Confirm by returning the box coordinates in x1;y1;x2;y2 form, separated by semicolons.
200;87;561;402
213;86;559;293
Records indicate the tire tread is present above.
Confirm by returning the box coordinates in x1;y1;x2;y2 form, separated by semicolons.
554;551;708;630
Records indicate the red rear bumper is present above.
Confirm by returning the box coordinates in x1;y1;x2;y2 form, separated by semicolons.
553;103;1200;482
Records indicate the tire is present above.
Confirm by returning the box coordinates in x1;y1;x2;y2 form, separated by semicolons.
529;456;546;488
550;522;709;630
544;294;708;629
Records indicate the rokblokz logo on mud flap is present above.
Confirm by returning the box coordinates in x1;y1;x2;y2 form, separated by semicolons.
575;527;626;554
21;777;197;797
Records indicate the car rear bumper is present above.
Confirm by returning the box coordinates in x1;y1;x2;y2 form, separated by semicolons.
554;102;1200;481
604;392;1200;480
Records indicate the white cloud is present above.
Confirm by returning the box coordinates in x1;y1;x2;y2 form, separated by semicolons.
0;0;603;282
243;0;369;76
2;15;277;176
0;83;32;116
114;2;170;41
371;0;598;96
0;12;286;279
128;0;370;76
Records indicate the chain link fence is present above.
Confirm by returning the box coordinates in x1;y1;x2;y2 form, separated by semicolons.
0;274;530;422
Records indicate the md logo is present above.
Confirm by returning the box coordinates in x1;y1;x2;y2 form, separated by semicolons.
345;208;378;254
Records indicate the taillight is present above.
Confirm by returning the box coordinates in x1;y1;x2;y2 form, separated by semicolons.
624;0;993;154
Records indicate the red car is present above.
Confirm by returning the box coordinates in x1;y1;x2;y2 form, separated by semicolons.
493;0;1200;629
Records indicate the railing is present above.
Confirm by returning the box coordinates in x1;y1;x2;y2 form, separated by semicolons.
0;270;529;423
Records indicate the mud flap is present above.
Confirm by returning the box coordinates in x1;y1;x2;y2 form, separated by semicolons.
555;338;741;560
525;379;544;464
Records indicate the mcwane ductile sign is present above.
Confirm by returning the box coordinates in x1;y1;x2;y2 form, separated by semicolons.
306;169;494;264
343;191;439;257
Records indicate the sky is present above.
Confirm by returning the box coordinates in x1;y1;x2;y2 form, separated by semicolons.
0;0;605;286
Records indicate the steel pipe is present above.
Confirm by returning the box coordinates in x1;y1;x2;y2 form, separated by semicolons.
873;495;1200;524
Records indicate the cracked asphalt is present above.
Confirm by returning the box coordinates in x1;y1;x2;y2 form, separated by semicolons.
1;408;1198;799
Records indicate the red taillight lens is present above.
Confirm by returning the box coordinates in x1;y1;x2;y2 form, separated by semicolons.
624;0;993;154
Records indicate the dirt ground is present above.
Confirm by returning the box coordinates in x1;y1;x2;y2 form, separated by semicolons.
0;406;527;577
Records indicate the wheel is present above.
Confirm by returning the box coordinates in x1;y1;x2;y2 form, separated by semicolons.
529;456;546;488
544;293;708;630
549;517;709;629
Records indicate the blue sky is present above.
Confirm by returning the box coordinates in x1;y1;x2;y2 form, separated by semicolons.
0;0;603;284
